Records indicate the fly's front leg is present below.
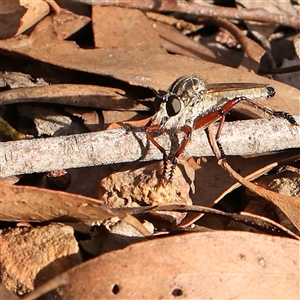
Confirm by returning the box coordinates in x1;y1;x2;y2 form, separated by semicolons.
165;125;193;183
146;125;170;183
146;125;167;156
146;124;193;184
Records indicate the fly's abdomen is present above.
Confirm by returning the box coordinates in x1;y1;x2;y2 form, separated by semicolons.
207;86;275;102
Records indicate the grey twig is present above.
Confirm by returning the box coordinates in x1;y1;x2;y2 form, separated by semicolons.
1;116;299;178
80;0;300;29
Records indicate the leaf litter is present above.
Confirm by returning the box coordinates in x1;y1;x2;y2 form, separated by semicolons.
0;1;299;298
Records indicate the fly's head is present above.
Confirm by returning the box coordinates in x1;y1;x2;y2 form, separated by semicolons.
150;91;185;130
150;76;207;130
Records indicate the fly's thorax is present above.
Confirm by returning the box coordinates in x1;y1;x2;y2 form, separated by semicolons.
168;76;206;98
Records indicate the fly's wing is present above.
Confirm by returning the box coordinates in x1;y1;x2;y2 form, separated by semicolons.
206;82;269;91
205;82;274;101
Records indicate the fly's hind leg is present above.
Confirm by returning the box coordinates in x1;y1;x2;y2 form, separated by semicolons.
194;96;249;161
243;99;298;126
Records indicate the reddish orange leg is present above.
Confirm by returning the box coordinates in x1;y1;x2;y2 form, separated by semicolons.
193;97;245;160
146;95;297;184
146;125;170;183
214;114;226;159
240;98;298;126
145;124;167;155
194;96;298;160
167;125;193;182
146;124;193;183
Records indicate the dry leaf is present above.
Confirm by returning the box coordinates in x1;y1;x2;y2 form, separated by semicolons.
64;106;102;132
0;84;150;111
206;125;300;232
211;153;300;205
93;6;163;50
102;110;150;129
0;0;27;39
294;35;300;58
0;284;21;300
192;151;300;207
0;183;115;224
150;204;299;239
0;71;48;88
61;231;300;299
219;159;300;232
15;0;50;37
105;115;151;130
0;35;299;116
30;8;91;40
147;17;223;65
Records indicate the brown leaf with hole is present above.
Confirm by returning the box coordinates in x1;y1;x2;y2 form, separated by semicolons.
0;183;114;224
0;224;80;295
61;231;300;299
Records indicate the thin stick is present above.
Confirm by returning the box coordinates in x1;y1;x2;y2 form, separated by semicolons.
82;0;300;29
1;116;299;178
200;17;265;64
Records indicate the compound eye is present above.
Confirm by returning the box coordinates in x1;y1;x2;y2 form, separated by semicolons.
166;95;181;117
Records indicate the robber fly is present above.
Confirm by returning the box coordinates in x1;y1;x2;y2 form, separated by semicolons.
146;76;298;183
